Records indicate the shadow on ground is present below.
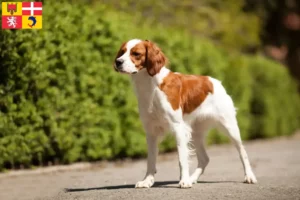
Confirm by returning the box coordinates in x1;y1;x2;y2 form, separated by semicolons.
64;180;240;192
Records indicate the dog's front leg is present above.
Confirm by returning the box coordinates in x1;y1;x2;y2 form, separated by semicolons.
174;123;192;188
135;130;158;188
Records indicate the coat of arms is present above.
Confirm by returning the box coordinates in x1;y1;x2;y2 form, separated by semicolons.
7;3;17;15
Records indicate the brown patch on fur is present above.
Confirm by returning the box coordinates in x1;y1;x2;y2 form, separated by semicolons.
159;72;214;114
114;42;127;71
115;42;127;60
128;40;168;75
130;42;147;70
159;73;182;110
114;40;168;75
144;40;168;76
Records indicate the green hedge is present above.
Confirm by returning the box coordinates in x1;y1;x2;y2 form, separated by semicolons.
0;1;299;170
100;0;261;52
247;56;300;138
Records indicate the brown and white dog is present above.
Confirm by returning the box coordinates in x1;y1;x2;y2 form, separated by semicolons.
113;39;257;188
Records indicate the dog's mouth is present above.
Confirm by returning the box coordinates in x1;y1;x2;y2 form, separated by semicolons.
114;65;138;74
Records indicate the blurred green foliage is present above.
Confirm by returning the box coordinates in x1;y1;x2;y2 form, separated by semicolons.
99;0;261;52
0;1;299;170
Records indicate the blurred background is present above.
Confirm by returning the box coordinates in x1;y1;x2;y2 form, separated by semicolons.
0;0;299;172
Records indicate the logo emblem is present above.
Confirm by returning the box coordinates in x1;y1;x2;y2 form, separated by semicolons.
7;3;17;15
28;16;36;28
2;2;43;29
7;16;17;28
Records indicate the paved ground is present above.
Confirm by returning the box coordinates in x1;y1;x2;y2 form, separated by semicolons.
0;134;300;200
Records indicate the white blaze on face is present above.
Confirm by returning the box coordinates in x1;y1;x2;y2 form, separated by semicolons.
117;39;141;74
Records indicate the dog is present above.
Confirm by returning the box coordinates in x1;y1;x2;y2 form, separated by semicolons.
113;39;257;188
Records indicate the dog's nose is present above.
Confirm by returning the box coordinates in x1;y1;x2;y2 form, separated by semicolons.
115;59;124;68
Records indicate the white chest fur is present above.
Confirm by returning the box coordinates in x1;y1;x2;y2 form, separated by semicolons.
131;67;175;128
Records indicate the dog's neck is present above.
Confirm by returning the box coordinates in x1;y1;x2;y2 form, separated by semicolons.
131;66;170;89
130;66;170;110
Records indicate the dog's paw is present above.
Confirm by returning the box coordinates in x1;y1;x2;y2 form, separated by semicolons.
179;178;192;188
190;174;199;184
190;172;201;184
135;178;154;188
244;173;257;184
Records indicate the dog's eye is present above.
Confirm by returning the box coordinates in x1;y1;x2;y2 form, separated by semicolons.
132;52;140;56
118;49;125;56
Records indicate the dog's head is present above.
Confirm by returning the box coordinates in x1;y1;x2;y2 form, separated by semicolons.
114;39;168;76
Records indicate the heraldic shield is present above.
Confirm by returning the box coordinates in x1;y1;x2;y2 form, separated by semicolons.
2;2;42;29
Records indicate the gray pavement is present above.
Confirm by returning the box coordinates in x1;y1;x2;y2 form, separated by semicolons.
0;134;300;200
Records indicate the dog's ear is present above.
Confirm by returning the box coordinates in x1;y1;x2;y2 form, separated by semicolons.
144;40;167;76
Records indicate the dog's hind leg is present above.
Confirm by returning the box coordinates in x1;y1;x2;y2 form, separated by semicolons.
190;122;210;184
217;110;257;184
